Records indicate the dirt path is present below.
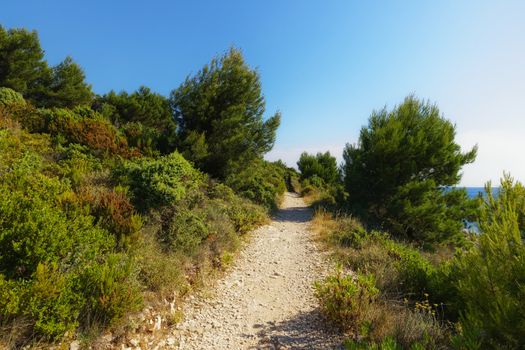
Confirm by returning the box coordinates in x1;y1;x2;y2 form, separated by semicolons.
172;192;344;349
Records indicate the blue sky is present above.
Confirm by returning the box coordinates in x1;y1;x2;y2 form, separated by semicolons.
2;0;524;186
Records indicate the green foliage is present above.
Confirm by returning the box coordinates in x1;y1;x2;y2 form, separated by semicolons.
275;160;301;192
315;271;379;331
318;209;440;298
76;187;143;243
0;87;26;107
5;263;83;339
36;56;93;108
79;253;142;328
170;48;280;179
120;122;161;156
0;152;112;279
0;26;49;97
297;151;346;208
0;30;275;345
382;239;437;296
298;151;340;186
209;182;267;233
116;152;204;209
452;175;525;349
0;143;141;339
0;26;92;108
93;86;176;153
164;206;209;255
315;212;451;348
343;95;477;242
35;107;134;157
55;143;104;188
329;216;370;249
225;159;287;209
344;337;412;350
159;181;266;256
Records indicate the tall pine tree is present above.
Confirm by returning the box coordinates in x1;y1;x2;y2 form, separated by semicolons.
170;48;280;179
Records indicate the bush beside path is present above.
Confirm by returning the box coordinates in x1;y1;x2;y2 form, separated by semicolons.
170;192;344;349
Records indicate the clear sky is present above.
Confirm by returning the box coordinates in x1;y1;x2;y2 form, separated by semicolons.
2;0;524;186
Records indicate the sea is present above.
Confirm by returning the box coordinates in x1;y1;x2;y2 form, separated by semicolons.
442;186;499;199
463;187;499;199
460;187;500;233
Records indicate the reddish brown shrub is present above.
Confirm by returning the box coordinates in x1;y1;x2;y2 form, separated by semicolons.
62;187;142;241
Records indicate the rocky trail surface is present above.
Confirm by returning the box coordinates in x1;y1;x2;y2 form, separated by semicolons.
171;192;344;349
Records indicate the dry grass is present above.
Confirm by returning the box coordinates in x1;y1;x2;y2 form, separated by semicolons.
423;244;455;266
310;209;341;239
310;210;451;349
358;302;449;349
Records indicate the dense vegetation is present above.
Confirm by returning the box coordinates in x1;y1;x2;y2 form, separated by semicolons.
170;48;281;180
0;27;92;108
307;97;525;349
2;23;523;350
0;25;287;347
343;96;478;243
296;151;345;207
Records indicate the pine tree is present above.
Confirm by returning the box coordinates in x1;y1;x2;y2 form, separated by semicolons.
0;26;49;97
170;48;280;179
343;95;477;242
453;175;525;349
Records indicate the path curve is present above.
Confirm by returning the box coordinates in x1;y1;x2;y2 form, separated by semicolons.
173;192;343;349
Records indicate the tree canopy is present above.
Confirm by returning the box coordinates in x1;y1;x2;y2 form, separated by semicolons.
40;56;93;108
343;95;477;241
170;48;280;179
0;26;49;97
297;151;340;186
93;86;176;153
0;26;92;108
0;87;25;106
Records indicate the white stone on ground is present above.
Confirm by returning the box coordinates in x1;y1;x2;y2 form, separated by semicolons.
170;192;344;349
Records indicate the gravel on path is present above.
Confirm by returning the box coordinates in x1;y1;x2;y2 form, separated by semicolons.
171;192;344;349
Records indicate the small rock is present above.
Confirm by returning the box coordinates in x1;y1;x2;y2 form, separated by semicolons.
166;336;176;345
69;340;80;350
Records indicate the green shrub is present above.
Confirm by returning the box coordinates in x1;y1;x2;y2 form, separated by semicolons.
47;108;133;156
27;263;85;338
0;145;141;339
93;86;177;154
323;214;436;299
11;106;138;157
5;103;48;133
343;96;477;243
0;154;113;280
344;337;414;350
160;187;264;256
199;199;240;260
116;151;204;210
315;271;379;331
55;143;103;188
226;159;287;209
164;206;209;255
330;216;371;248
451;175;525;349
121;121;162;156
227;197;267;234
132;230;186;297
383;240;436;296
79;253;142;328
0;87;25;107
297;151;340;186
